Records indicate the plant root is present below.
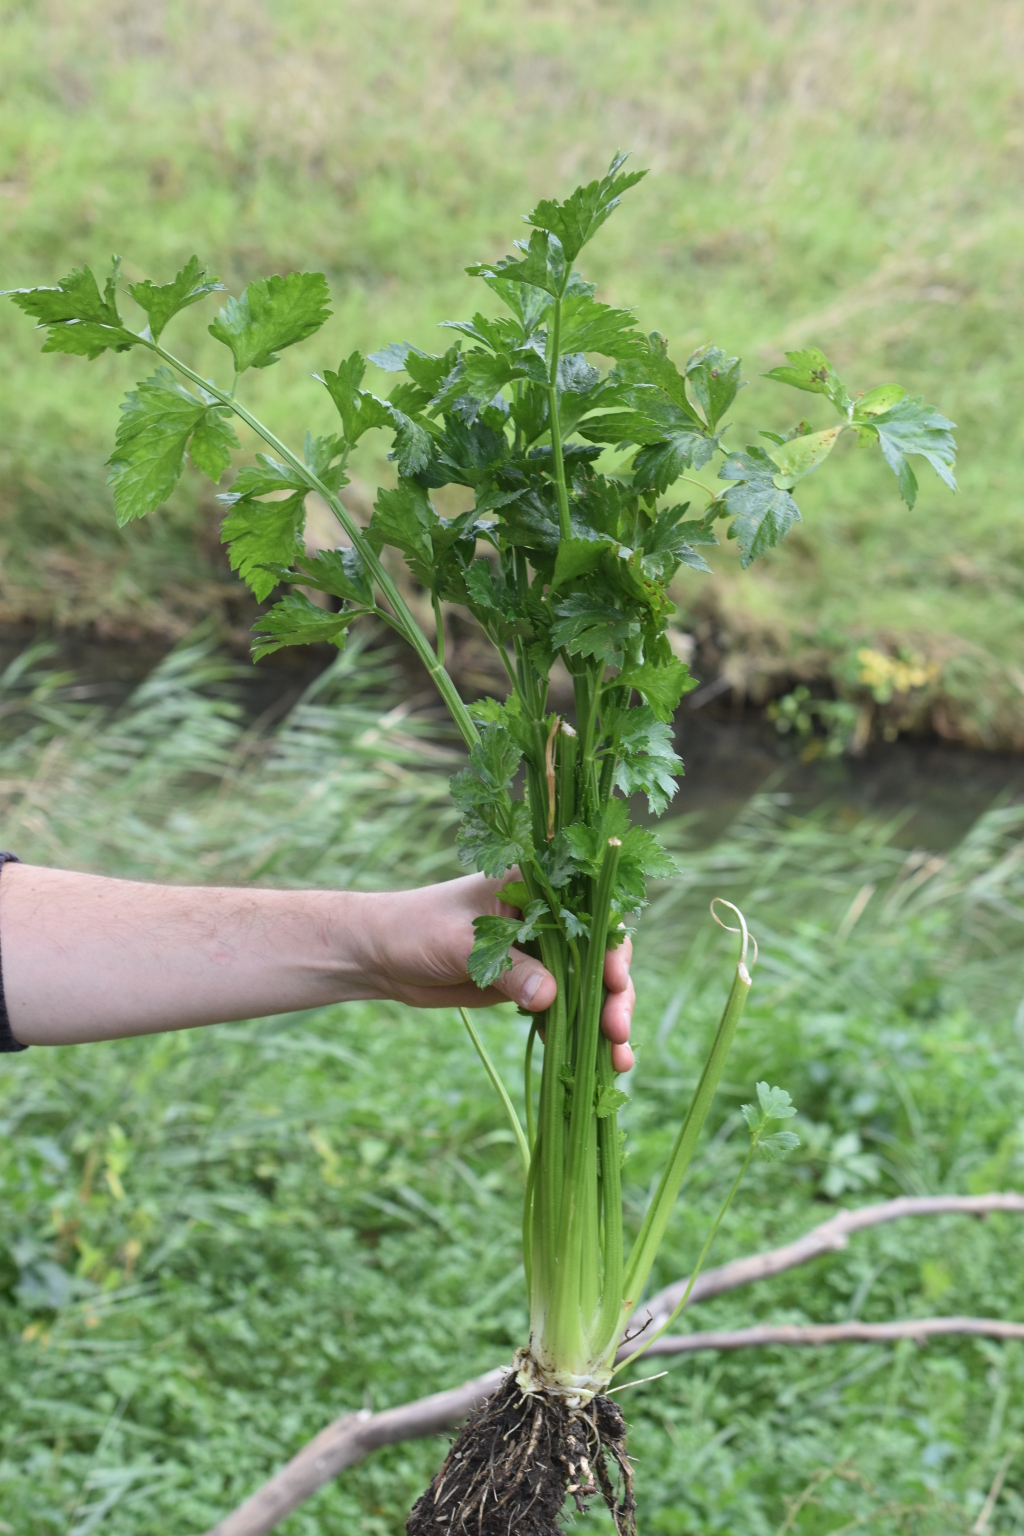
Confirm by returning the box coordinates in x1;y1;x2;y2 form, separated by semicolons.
406;1371;635;1536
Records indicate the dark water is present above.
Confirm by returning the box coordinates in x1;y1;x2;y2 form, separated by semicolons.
4;627;1022;852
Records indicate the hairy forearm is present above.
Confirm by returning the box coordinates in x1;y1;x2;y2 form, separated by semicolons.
1;864;383;1045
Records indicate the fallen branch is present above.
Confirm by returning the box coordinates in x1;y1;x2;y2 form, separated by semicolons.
200;1193;1024;1536
644;1316;1024;1356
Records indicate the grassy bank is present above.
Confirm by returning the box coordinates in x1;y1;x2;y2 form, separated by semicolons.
0;646;1023;1531
2;0;1024;741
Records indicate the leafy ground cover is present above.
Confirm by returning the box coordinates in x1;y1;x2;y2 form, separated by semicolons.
0;646;1023;1533
2;0;1024;743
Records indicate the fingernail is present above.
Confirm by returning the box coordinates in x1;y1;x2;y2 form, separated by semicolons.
521;971;542;1006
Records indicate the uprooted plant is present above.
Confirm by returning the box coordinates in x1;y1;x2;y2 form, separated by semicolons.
5;154;957;1533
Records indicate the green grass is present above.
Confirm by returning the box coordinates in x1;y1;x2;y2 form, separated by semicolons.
1;645;1023;1532
2;0;1024;739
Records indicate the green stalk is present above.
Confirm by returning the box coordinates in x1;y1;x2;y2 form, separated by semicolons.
593;1033;624;1363
614;1137;757;1376
458;1007;530;1177
148;341;478;751
546;296;572;543
543;835;621;1373
524;1019;539;1150
619;949;752;1320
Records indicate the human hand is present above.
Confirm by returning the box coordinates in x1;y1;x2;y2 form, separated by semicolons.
361;873;635;1072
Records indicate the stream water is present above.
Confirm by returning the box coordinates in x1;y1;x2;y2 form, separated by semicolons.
4;628;1022;853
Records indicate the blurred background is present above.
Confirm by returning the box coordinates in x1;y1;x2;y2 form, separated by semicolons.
2;3;1024;1532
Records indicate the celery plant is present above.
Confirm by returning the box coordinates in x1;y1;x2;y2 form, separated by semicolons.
5;156;956;1527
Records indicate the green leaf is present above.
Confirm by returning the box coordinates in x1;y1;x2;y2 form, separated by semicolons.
756;1081;797;1120
525;151;647;265
466;227;567;298
595;1085;629;1118
209;271;331;372
609;705;683;815
616;657;695;722
765;425;843;490
250;592;363;660
106;366;208;523
128;256;225;341
757;1130;801;1162
685;345;743;430
225;454;308;499
550;536;617;591
632;432;715;496
557;294;647;359
550;593;642;663
863;396;957;508
320;354;386;442
388;411;434;477
450;723;522;808
467;900;547;988
6;258;139;358
221;492;306;600
854;383;905;416
764;347;852;415
368;481;437;585
456;801;532;877
188;408;240;481
719;448;802;567
284;547;373;606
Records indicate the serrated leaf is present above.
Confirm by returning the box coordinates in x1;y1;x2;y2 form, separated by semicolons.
128;256;225;341
368;480;436;584
525;151;647;265
250;592;362;660
595;1085;629;1118
368;341;418;371
286;546;373;606
188;407;240;481
560;907;589;939
719;448;802;567
757;1130;801;1161
466;226;567;298
106;366;208;523
209;271;331;372
865;396;957;508
457;801;533;877
466;917;522;987
223;455;308;500
765;347;852;414
609;704;683;815
631;432;715;496
550;536;617;591
765;425;843;490
616;657;695;723
221;492;306;600
388;411;434;477
6;258;139;358
496;879;531;909
854;383;905;416
550;593;641;663
557;293;647;359
757;1081;797;1120
685;345;743;430
450;723;522;809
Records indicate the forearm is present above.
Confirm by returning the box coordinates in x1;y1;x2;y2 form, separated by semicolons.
0;864;384;1045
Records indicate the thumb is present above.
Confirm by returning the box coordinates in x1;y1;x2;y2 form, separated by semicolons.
492;947;557;1012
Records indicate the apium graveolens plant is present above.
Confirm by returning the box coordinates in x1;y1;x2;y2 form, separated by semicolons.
6;156;957;1534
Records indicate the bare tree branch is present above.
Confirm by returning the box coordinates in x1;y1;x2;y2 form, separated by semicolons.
200;1192;1024;1536
644;1317;1024;1357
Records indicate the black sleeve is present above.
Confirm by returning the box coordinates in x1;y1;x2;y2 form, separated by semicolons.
0;854;27;1052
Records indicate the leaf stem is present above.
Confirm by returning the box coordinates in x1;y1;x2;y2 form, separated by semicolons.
146;340;478;750
458;1007;531;1177
546;297;572;543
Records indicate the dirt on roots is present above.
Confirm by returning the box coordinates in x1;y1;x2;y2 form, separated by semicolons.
406;1372;636;1536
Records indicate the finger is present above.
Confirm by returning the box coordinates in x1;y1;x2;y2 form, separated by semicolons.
610;1039;634;1073
490;947;557;1012
603;934;633;994
601;975;635;1043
